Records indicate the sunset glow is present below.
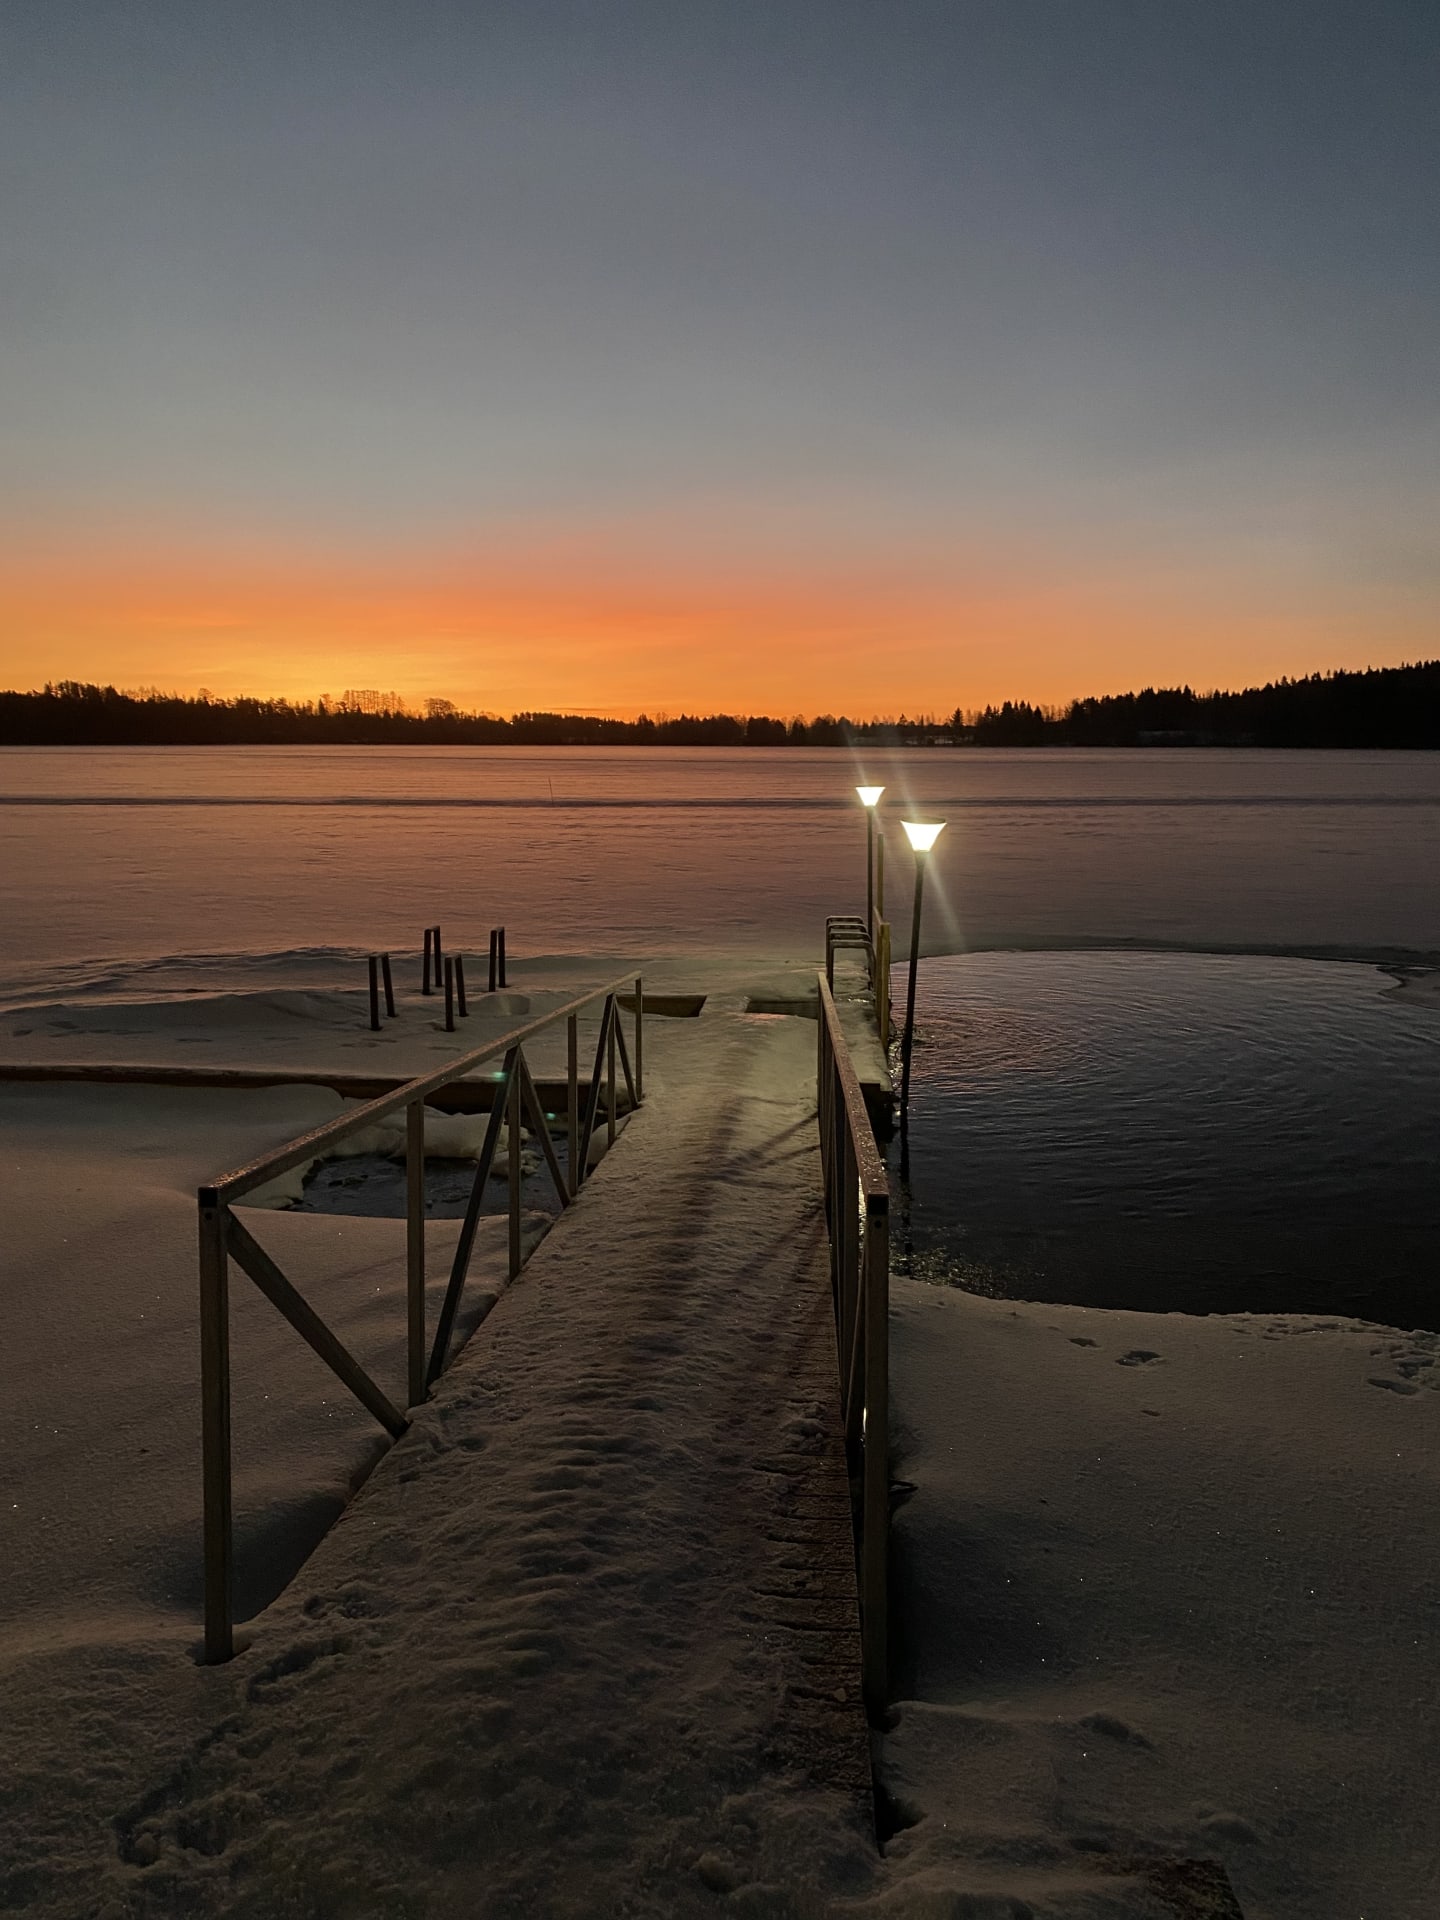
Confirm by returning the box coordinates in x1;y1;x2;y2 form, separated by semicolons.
2;530;1433;721
2;4;1436;718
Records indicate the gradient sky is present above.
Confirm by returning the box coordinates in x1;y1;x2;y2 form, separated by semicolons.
2;0;1437;717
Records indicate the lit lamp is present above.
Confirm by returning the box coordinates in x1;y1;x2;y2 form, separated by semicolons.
899;819;945;1115
856;786;884;931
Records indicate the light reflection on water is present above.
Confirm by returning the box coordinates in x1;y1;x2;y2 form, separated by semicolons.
891;952;1440;1330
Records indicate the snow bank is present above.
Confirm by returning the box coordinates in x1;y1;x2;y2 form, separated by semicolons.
879;1280;1440;1918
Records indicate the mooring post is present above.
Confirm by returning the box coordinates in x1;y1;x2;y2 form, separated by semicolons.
198;1193;234;1663
380;951;396;1018
368;955;381;1031
422;927;433;996
406;1100;426;1405
455;953;468;1017
444;957;455;1032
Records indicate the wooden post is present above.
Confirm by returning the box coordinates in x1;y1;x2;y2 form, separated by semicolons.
606;998;617;1147
422;928;433;996
455;953;468;1017
198;1194;233;1663
837;1124;855;1393
368;955;380;1031
444;957;455;1032
406;1100;425;1405
380;952;396;1017
508;1064;522;1278
861;1194;890;1720
567;1013;579;1189
634;975;643;1101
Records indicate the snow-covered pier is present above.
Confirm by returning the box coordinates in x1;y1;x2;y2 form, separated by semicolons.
1;976;894;1915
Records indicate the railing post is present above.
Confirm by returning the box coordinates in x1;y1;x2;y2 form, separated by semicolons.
568;1012;580;1189
406;1099;426;1405
840;1125;858;1390
199;1193;233;1663
508;1060;523;1278
634;975;643;1102
862;1193;890;1719
606;996;617;1147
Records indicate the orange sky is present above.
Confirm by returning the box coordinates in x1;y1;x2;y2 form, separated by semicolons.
1;533;1430;721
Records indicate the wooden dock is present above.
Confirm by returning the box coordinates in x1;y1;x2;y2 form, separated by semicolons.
109;1007;881;1914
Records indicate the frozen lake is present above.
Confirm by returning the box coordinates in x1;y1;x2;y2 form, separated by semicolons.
3;744;1440;1005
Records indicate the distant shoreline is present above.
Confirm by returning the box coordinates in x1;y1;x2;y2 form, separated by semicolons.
4;659;1440;749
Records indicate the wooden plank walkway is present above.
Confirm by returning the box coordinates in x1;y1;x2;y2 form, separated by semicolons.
114;1011;879;1917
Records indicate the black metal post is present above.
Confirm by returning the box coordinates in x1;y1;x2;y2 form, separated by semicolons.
432;925;442;984
422;928;433;995
498;926;507;988
455;953;468;1016
866;807;875;934
444;957;455;1032
380;952;396;1017
368;955;381;1031
488;929;498;993
899;853;929;1116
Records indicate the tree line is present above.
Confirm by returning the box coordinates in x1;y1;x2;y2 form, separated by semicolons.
0;682;866;747
968;661;1440;748
3;661;1439;747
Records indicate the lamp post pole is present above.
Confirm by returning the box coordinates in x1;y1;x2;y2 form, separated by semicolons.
898;821;945;1117
856;786;884;936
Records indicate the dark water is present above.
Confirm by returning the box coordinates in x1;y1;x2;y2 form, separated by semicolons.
892;951;1440;1330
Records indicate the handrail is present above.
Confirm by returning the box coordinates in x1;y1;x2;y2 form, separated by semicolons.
198;971;644;1662
199;974;639;1204
816;970;890;1721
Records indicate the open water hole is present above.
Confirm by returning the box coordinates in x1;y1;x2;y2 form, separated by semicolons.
892;951;1440;1331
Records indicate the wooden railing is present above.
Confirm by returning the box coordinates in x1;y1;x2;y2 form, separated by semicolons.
824;913;894;1050
197;974;643;1662
816;971;890;1719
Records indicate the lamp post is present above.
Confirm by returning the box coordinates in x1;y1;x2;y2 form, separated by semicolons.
856;786;884;932
899;820;945;1116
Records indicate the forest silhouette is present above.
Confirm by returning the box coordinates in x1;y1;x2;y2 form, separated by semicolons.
3;660;1439;749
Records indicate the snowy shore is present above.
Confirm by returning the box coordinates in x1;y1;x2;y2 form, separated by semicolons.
1;948;1436;1915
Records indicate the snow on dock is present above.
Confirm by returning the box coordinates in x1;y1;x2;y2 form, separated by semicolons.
0;998;882;1916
